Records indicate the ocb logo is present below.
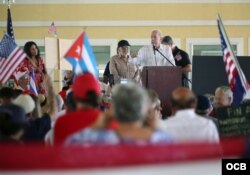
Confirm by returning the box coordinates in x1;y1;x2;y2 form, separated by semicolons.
226;163;246;171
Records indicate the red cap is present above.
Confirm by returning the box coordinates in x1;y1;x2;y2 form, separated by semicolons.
72;73;101;99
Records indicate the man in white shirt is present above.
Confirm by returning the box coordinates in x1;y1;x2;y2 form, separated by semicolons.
159;87;219;143
133;30;175;67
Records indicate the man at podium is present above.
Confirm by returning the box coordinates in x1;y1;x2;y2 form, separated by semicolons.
133;30;175;68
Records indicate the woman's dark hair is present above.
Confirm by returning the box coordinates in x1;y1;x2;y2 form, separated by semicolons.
75;91;100;108
24;41;40;58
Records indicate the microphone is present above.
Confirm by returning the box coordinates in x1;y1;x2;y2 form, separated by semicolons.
153;45;156;56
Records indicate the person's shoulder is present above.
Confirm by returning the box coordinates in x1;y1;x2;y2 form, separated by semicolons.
55;110;82;124
151;129;173;143
178;48;189;57
111;54;119;60
161;44;170;49
54;112;70;127
139;45;151;51
195;113;216;125
66;128;119;145
158;116;176;128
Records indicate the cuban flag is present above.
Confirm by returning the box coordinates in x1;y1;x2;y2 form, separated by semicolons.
29;69;38;95
217;15;250;105
64;32;98;77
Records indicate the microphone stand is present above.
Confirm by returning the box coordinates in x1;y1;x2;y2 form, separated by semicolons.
155;48;192;84
153;45;157;66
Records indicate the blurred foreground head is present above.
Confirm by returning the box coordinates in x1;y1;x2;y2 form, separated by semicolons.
171;87;197;114
0;104;27;142
0;87;15;105
111;82;149;123
72;73;101;109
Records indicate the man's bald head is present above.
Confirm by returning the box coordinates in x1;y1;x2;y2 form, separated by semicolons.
151;30;162;48
151;30;162;37
171;87;197;111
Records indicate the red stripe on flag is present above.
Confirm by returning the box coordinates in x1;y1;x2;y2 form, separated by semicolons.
0;47;20;76
2;53;26;83
225;52;230;59
0;48;20;79
230;68;238;90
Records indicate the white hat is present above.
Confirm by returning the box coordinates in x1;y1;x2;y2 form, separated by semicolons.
13;94;35;114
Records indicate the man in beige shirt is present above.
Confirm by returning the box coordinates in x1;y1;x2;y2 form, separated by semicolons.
109;40;140;84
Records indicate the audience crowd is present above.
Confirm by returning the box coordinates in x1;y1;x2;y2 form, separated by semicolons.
0;31;248;147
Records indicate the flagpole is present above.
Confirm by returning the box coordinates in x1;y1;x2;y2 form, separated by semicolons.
4;0;14;8
217;14;248;92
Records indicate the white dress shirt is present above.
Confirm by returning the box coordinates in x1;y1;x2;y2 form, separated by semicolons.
159;109;219;143
133;44;175;67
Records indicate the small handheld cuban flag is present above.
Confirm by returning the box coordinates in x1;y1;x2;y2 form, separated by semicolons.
64;32;98;78
29;69;38;95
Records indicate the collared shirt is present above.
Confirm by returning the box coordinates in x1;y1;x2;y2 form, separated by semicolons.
159;109;219;143
109;54;140;84
133;44;175;67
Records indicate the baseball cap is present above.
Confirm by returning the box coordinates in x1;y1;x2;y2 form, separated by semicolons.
13;94;35;114
196;95;212;114
0;104;27;124
72;73;101;99
117;40;130;48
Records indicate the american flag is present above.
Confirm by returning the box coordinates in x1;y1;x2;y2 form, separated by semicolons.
7;7;15;40
217;15;250;105
0;34;26;84
48;22;57;37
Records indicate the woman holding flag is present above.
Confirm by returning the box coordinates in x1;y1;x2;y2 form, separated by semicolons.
17;41;47;94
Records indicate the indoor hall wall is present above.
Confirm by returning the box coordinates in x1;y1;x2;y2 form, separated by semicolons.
1;3;250;55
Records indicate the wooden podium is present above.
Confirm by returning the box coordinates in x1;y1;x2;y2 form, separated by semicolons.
141;66;182;118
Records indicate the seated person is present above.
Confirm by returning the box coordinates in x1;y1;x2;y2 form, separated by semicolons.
65;82;172;145
0;104;27;144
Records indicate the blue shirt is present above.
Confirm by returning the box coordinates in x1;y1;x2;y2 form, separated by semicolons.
65;128;172;145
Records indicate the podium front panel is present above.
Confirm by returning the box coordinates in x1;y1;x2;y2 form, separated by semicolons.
142;66;182;117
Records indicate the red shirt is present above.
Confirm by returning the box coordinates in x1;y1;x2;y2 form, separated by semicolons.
54;109;100;145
